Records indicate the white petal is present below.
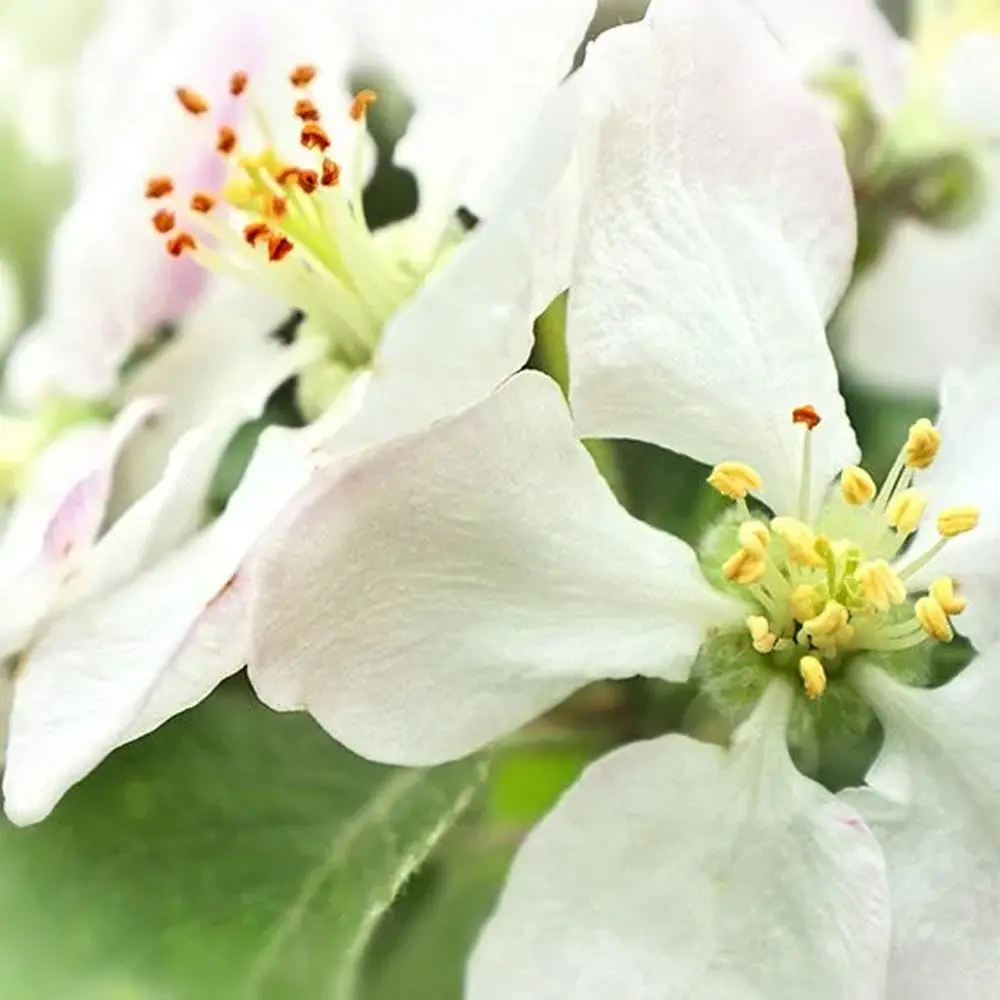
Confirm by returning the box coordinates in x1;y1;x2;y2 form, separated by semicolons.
469;682;891;1000
2;425;316;825
353;0;595;216
904;360;1000;648
567;0;858;515
249;371;734;765
743;0;906;113
0;256;21;353
848;657;1000;1000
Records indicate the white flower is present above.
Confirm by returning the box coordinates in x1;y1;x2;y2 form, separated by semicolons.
747;0;1000;393
244;1;1000;994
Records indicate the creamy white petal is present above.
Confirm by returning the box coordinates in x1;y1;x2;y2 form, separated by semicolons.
1;424;316;825
905;360;1000;648
469;682;891;1000
249;371;735;765
352;0;595;217
848;657;1000;1000
568;0;858;516
743;0;906;112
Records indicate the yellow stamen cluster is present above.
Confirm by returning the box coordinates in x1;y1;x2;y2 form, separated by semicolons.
707;407;978;702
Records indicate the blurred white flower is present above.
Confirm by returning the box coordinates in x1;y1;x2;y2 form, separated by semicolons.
239;1;1000;994
747;0;1000;393
0;258;21;353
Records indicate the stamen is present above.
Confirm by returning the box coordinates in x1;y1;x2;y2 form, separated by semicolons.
269;196;288;218
349;89;378;122
904;418;941;469
243;221;271;247
267;234;295;262
290;65;318;88
216;126;238;155
886;488;928;534
275;166;301;186
301;122;331;152
297;170;319;194
937;506;979;537
792;405;821;431
789;584;824;622
840;466;876;506
746;615;777;654
229;71;249;97
722;547;766;585
152;209;176;234
771;517;824;568
294;98;321;122
145;176;174;199
856;559;907;613
792;405;820;519
914;596;954;642
707;461;762;500
321;158;340;187
166;232;197;257
738;520;770;556
929;576;966;615
176;86;210;116
802;601;852;650
190;192;217;214
799;655;827;699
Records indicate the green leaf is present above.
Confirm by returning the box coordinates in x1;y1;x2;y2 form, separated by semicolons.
0;685;487;1000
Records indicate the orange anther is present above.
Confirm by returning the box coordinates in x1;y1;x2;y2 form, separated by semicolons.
166;232;197;257
216;125;238;155
297;169;319;194
300;122;331;152
190;192;217;214
229;71;249;97
176;86;210;115
269;196;288;218
294;98;320;122
792;405;821;430
145;175;175;199
267;234;294;262
243;221;271;247
349;88;377;122
290;64;317;88
321;157;340;187
152;209;176;234
275;166;301;186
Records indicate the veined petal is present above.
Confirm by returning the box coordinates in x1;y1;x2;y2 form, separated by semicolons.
568;0;858;516
468;682;891;1000
848;656;1000;1000
249;371;735;766
905;360;1000;648
1;424;316;826
352;0;596;218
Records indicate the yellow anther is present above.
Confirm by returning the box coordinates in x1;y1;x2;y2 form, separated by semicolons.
914;595;954;642
929;576;966;615
738;519;771;556
722;547;766;585
798;655;828;699
904;418;941;469
856;559;907;613
886;488;928;534
746;615;778;653
771;517;824;568
803;600;853;650
223;176;255;208
937;506;979;537
707;461;762;500
840;466;877;506
789;584;825;623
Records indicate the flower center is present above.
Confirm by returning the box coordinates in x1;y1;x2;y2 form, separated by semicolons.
144;66;457;417
706;407;978;701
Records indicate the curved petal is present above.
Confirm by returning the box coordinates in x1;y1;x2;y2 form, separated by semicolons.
743;0;906;113
1;424;316;826
468;682;891;1000
904;360;1000;648
848;656;1000;1000
567;0;858;516
353;0;596;217
249;371;735;766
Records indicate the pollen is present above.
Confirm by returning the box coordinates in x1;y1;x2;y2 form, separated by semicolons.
267;234;294;262
937;506;980;537
738;519;770;555
294;98;320;122
798;655;827;699
771;517;824;568
145;175;174;199
152;209;176;234
840;466;876;506
746;615;777;654
243;221;271;247
722;547;766;586
296;169;319;194
166;232;197;257
915;595;954;642
350;88;378;122
707;461;762;500
789;584;824;622
321;158;340;187
190;192;217;214
216;126;238;155
176;86;210;116
290;64;318;88
904;418;941;469
269;196;288;218
802;601;853;650
792;405;821;430
301;122;331;152
229;71;249;97
856;559;907;613
886;488;928;534
929;576;966;616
